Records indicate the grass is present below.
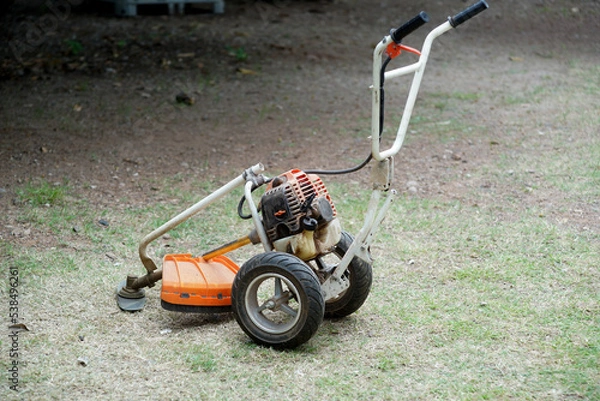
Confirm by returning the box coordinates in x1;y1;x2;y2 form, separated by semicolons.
3;142;598;395
184;344;218;373
29;159;588;400
15;180;68;206
2;164;598;400
8;143;600;400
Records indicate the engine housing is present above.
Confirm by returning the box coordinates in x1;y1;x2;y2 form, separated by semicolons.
260;169;341;260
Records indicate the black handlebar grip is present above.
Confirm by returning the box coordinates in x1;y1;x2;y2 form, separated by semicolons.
390;11;430;44
449;0;489;28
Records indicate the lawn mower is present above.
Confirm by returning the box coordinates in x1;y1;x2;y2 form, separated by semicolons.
116;1;489;349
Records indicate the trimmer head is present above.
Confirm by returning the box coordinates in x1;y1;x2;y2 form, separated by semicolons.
116;279;147;312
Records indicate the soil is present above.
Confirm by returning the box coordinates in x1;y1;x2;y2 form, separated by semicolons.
2;0;599;246
1;0;598;234
0;2;597;173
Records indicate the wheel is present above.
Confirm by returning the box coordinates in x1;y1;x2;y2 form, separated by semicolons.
315;231;373;318
231;252;324;349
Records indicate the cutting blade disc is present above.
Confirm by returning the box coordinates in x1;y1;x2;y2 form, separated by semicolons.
116;280;147;312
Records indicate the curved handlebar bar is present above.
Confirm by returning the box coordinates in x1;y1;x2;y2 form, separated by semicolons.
449;0;489;28
390;11;430;44
371;2;489;162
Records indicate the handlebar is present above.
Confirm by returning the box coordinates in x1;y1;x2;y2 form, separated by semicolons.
372;2;489;162
390;11;430;44
449;0;489;28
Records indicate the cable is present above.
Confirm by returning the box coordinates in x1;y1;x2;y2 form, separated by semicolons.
304;56;392;176
239;55;393;212
304;153;372;176
237;195;253;220
237;177;272;219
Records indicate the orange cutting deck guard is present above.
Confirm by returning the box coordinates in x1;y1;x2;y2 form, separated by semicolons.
161;253;240;307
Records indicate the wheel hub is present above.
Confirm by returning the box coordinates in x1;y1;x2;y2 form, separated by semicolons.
246;273;302;335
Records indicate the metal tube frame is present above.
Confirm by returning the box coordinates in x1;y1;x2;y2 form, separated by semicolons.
137;163;265;274
371;21;453;161
245;180;272;252
320;20;455;300
132;20;463;302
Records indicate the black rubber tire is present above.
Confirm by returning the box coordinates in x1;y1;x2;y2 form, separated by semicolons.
231;252;325;349
322;231;373;318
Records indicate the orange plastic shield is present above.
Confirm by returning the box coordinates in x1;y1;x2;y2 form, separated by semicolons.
161;253;240;307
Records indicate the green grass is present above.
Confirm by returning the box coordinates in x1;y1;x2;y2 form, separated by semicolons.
3;163;599;400
15;180;68;206
184;344;218;372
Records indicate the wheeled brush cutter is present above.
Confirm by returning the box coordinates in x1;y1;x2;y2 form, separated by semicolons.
117;2;489;349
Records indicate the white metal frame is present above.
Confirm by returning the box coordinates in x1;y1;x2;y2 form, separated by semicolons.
371;21;454;161
137;163;264;274
319;20;456;300
135;18;466;302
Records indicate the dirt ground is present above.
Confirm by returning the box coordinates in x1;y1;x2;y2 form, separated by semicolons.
0;0;599;398
0;1;595;175
1;0;599;238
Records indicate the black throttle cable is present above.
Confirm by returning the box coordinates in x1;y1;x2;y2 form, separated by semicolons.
305;56;392;176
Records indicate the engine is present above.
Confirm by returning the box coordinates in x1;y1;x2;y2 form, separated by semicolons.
259;169;342;261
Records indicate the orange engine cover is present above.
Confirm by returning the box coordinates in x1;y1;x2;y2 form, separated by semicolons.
161;253;240;307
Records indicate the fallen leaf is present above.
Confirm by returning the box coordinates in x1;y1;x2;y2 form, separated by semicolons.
9;323;30;332
237;67;258;75
509;56;524;62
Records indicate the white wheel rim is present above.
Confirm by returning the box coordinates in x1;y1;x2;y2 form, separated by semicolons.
245;272;302;335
